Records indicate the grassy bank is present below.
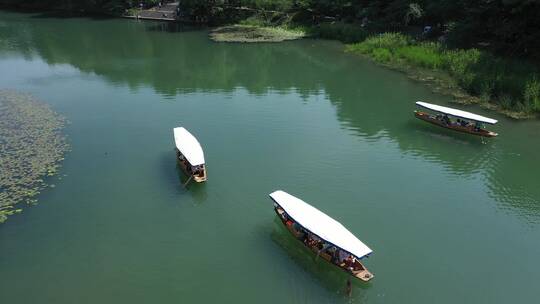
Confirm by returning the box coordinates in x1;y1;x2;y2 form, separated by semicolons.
346;33;540;117
209;18;540;117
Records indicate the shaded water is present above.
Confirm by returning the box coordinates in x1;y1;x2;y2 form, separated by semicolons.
1;11;539;304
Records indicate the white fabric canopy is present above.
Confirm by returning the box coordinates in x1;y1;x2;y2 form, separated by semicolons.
416;101;497;124
269;190;373;259
173;127;205;166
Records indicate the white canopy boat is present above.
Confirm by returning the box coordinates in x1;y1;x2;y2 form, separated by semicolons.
269;190;374;282
173;127;207;182
414;101;498;137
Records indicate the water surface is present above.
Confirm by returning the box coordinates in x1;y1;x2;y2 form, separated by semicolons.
1;11;539;304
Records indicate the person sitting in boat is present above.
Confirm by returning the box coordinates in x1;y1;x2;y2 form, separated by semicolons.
278;210;288;222
338;249;349;267
443;115;451;125
305;234;320;249
193;165;203;176
329;247;340;264
285;217;294;228
474;122;482;131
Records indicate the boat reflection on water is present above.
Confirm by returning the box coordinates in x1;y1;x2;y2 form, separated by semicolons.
174;162;208;204
330;79;540;221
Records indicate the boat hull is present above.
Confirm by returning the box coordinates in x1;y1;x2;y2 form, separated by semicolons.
274;208;374;282
414;111;498;137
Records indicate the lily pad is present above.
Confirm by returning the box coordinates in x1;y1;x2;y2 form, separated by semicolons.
0;90;69;223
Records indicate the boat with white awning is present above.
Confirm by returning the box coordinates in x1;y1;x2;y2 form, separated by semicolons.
414;101;498;137
269;190;374;282
173;127;207;182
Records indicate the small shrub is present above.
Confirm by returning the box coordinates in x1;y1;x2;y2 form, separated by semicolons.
372;48;392;63
363;33;409;50
498;95;514;110
442;48;481;76
524;77;540;112
396;44;443;69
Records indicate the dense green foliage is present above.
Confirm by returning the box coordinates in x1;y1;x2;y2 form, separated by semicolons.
348;33;540;113
314;22;368;43
3;1;538;61
177;0;540;61
0;0;134;15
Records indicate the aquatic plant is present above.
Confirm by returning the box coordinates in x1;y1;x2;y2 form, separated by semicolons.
209;25;305;43
0;90;69;223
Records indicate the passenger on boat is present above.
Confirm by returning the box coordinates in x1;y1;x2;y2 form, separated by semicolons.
474;122;482;131
338;249;349;266
329;247;340;264
443;115;451;125
192;165;202;176
285;218;294;228
345;255;357;272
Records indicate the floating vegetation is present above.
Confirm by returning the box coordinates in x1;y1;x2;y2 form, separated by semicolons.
209;25;306;43
0;90;69;223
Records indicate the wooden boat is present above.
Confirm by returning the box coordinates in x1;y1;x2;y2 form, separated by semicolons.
414;101;498;137
269;190;374;282
173;127;207;182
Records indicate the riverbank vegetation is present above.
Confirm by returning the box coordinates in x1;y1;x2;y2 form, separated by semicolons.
347;33;540;116
177;0;540;115
1;0;539;115
0;90;69;223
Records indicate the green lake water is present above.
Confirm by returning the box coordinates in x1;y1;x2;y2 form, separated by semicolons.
1;11;539;303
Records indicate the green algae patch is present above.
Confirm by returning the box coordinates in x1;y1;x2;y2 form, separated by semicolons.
0;90;69;223
209;25;306;43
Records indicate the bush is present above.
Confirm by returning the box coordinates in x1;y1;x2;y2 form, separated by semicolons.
442;48;480;76
358;32;409;50
396;43;443;69
524;77;540;111
372;48;392;63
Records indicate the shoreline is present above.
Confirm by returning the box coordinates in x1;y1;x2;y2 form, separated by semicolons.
1;7;537;119
345;33;539;119
206;23;538;119
354;54;534;120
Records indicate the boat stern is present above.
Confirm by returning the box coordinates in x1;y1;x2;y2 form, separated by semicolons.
353;268;374;282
